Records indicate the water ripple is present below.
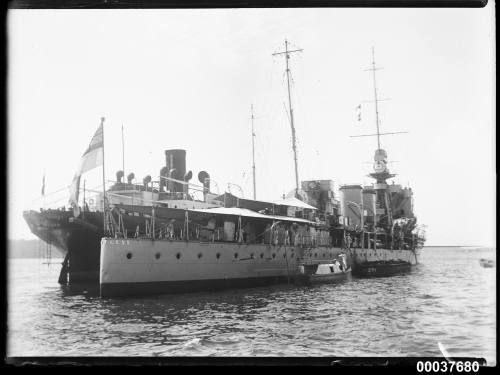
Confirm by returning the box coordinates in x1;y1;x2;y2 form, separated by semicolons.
7;247;496;364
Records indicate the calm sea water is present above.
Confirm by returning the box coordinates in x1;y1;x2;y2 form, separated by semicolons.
7;247;496;363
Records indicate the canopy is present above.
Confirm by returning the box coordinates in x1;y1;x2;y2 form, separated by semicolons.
191;207;315;224
270;197;318;210
112;203;316;225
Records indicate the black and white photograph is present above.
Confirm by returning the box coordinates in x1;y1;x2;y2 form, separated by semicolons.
6;1;496;367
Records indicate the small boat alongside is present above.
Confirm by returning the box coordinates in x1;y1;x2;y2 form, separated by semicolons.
298;254;351;285
479;258;495;268
352;259;411;277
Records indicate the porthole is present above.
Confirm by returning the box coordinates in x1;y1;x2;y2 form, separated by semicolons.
234;253;238;259
126;252;132;259
198;253;203;259
155;253;161;260
260;253;264;259
216;252;221;259
176;252;181;259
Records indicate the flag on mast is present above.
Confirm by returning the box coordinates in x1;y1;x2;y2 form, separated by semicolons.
41;174;45;196
69;123;104;217
356;104;362;122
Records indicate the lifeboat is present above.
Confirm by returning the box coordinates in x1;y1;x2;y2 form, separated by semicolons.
479;258;495;268
298;254;351;285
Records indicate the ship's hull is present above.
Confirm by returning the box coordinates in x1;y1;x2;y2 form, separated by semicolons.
23;204;228;284
350;247;420;277
23;210;103;283
100;238;348;297
23;209;153;283
24;208;422;286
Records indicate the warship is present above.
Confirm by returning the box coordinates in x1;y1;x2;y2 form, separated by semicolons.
344;47;426;276
23;43;425;291
98;46;424;296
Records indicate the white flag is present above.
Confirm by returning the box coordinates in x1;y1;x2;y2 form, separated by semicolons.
69;122;104;216
356;104;362;122
41;174;45;196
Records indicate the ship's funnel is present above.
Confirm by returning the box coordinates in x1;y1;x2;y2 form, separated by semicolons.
165;149;186;193
159;166;168;192
116;170;124;183
127;173;135;184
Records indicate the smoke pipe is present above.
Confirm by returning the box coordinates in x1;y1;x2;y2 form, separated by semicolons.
127;172;135;184
116;170;124;183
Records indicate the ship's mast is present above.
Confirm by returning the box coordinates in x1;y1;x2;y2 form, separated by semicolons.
370;47;382;150
272;39;303;196
349;48;410;230
350;47;408;166
121;124;125;177
101;117;106;233
250;104;257;200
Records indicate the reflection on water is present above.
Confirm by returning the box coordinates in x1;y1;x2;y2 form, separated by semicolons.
7;247;496;363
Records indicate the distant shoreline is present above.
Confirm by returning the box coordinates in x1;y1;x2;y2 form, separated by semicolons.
424;245;493;248
8;239;64;259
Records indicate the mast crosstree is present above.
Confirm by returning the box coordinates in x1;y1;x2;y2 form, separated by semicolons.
351;48;408;147
272;39;303;197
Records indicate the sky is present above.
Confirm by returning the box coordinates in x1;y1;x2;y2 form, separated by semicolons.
7;5;496;246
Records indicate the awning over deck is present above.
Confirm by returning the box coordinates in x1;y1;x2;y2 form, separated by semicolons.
111;204;316;225
214;192;318;212
191;207;315;224
270;197;318;210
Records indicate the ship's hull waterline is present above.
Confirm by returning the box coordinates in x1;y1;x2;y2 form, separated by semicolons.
23;208;167;283
24;210;421;289
300;270;352;285
349;247;421;277
100;238;349;297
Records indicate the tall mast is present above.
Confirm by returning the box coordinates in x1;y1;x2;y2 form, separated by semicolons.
250;104;256;200
272;39;303;196
349;49;410;230
121;124;125;177
101;117;106;233
370;47;382;149
351;48;408;147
